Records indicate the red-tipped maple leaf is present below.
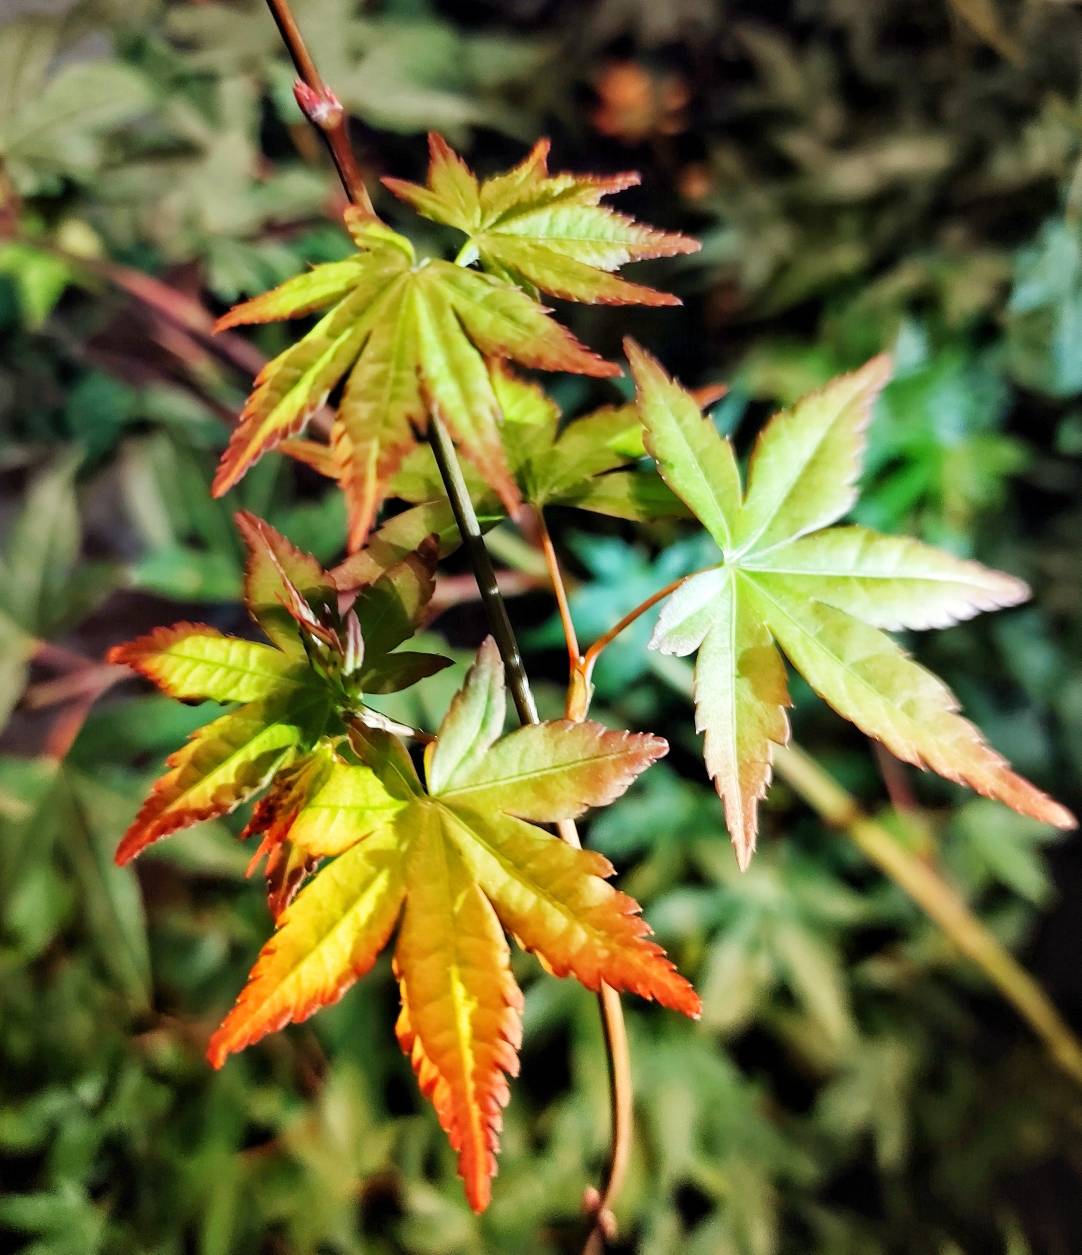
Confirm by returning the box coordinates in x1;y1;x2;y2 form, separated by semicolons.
107;513;450;870
205;638;698;1211
213;139;699;547
384;134;700;304
626;339;1075;868
286;361;725;525
213;212;618;548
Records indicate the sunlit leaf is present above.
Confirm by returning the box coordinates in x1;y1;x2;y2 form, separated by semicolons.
109;515;449;863
207;826;406;1064
203;639;696;1210
214;211;616;546
109;623;306;704
394;807;522;1212
629;340;1073;866
385;134;699;305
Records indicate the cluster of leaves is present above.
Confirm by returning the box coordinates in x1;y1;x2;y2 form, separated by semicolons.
3;0;1082;1250
107;515;697;1208
212;134;695;545
3;720;1077;1253
102;269;1072;1222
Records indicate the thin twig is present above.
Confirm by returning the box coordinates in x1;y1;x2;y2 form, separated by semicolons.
256;2;633;1244
265;0;375;217
537;508;581;669
536;511;633;1245
580;573;691;691
582;982;631;1255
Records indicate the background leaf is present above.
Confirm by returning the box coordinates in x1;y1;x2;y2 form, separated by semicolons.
2;0;1082;1248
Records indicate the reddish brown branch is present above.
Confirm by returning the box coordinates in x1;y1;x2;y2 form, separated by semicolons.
266;0;376;217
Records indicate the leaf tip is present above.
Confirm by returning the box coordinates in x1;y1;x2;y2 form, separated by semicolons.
1043;798;1077;830
465;1176;492;1214
232;508;262;547
667;231;703;257
864;351;894;382
475;634;503;674
526;136;551;167
639;289;683;307
211;452;243;499
114;826;147;866
105;641;130;669
205;1039;230;1070
622;335;661;383
733;836;756;873
847;352;894;414
427;130;455;160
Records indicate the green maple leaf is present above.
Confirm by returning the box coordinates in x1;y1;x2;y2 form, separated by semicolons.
108;511;451;880
626;339;1075;869
214;136;699;548
212;214;618;547
389;364;694;522
200;638;699;1210
384;134;699;304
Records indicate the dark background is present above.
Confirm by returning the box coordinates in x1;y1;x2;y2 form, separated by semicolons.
2;1;1082;1251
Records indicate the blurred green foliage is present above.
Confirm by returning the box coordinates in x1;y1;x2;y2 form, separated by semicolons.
2;0;1082;1251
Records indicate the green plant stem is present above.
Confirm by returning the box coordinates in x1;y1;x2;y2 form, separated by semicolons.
258;2;633;1243
428;422;537;724
651;649;1082;1087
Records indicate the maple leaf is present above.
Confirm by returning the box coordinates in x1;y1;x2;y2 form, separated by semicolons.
107;512;450;868
213;212;619;548
626;339;1075;870
384;134;700;305
285;363;726;525
390;363;695;522
204;638;699;1210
